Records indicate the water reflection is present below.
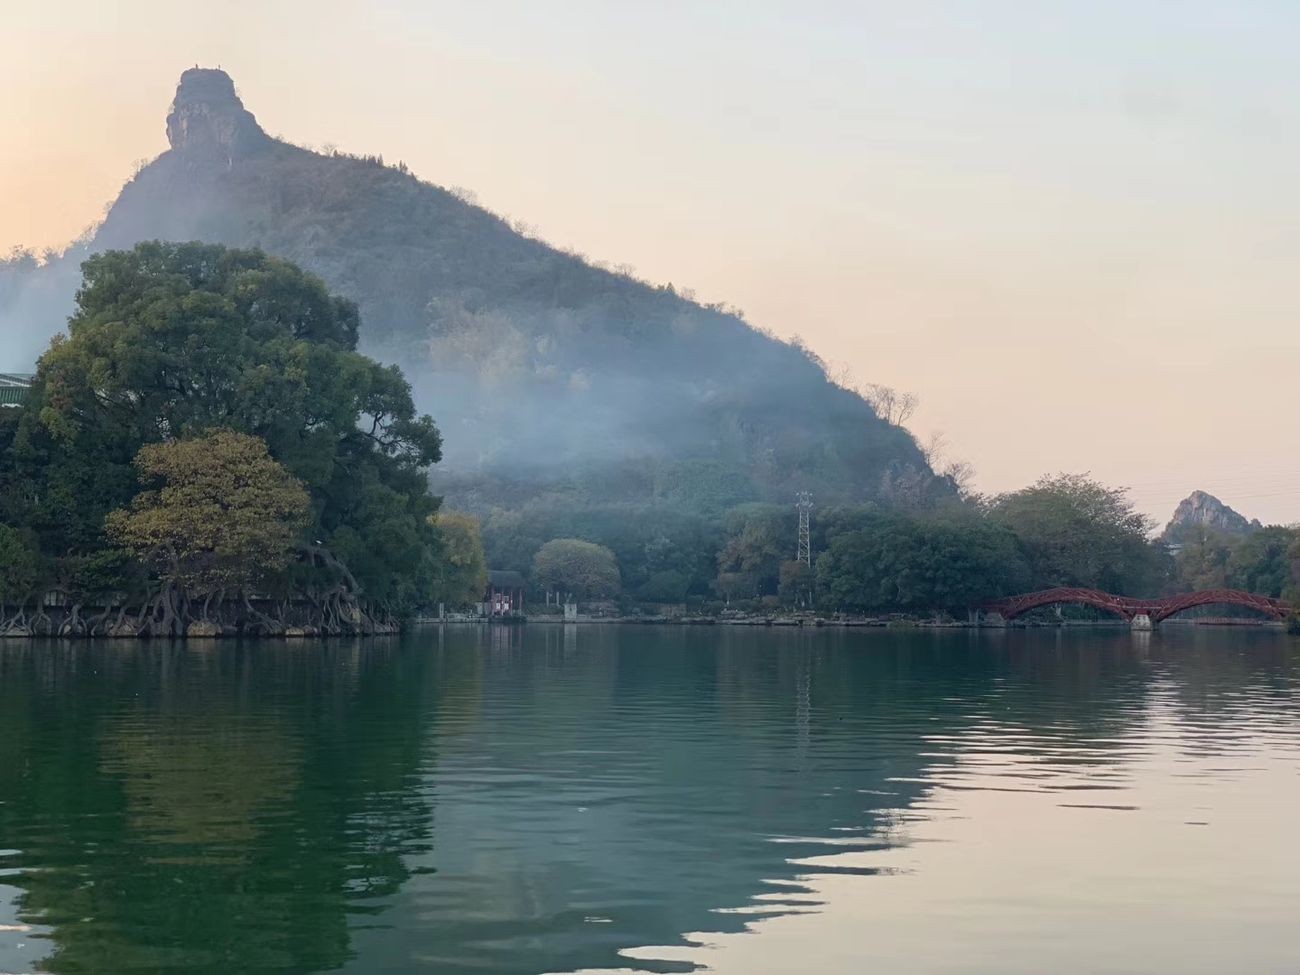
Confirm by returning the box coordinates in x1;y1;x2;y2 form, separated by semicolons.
0;626;1297;974
0;640;450;973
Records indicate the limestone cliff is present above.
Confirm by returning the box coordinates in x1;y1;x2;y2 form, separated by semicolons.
165;68;270;163
1162;491;1261;544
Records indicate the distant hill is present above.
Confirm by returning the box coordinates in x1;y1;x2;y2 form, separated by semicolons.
1;68;937;512
1162;491;1261;545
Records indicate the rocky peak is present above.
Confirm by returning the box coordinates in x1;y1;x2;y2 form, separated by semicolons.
1162;490;1261;543
165;68;269;161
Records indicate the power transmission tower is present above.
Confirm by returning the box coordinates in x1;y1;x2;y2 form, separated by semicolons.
795;492;814;608
795;491;813;567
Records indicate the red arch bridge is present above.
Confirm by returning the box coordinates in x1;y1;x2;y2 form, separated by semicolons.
982;588;1293;628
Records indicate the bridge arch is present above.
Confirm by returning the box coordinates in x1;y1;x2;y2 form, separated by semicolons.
986;588;1145;622
1151;589;1290;623
985;588;1291;624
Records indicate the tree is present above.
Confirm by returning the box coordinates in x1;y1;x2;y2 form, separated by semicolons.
778;559;813;605
878;461;952;510
715;504;790;598
1225;526;1300;599
1286;532;1300;633
480;500;719;601
532;539;621;601
0;525;43;632
637;570;690;604
862;384;918;426
815;513;1026;615
1172;526;1234;592
714;571;757;605
106;431;310;632
428;511;488;608
987;474;1162;595
920;431;977;499
1288;535;1300;606
5;242;442;629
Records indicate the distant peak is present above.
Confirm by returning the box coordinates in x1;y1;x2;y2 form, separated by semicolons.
166;67;269;158
1162;490;1260;542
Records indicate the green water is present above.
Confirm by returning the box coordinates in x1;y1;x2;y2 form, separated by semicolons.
2;626;1299;974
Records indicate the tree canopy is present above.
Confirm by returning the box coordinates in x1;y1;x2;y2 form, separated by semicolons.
714;504;792;600
816;511;1027;615
0;525;42;632
428;511;489;609
1171;524;1300;604
106;431;311;626
987;474;1163;595
533;539;621;601
1;241;443;633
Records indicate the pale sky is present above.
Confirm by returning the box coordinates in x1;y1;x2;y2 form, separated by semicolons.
3;1;1299;524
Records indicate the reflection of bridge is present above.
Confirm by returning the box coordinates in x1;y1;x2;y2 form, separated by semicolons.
983;588;1292;629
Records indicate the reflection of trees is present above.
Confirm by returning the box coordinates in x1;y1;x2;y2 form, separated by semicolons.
0;639;453;974
106;713;299;848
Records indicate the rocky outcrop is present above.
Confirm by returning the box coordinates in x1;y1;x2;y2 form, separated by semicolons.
165;67;270;162
1162;490;1260;544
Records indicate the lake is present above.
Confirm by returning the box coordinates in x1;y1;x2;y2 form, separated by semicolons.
2;626;1298;974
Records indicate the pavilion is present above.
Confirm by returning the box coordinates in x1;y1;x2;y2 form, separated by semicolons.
483;570;526;617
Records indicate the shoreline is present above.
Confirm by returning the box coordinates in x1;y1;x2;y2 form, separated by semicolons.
417;616;1287;631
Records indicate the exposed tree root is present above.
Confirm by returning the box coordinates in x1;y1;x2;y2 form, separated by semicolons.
10;543;408;638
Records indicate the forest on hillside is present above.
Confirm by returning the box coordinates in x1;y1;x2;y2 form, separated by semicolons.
2;243;1296;639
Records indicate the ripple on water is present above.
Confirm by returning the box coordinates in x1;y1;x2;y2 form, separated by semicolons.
0;627;1298;974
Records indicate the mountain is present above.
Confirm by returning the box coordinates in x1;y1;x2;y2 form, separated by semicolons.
1;67;936;513
1162;491;1261;545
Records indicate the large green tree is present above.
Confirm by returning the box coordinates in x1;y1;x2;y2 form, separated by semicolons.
5;241;442;630
533;538;621;601
816;513;1026;615
987;474;1164;595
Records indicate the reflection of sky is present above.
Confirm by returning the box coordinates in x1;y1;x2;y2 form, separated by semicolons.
624;683;1300;974
0;868;48;975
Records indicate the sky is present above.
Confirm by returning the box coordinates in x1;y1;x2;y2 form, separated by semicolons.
3;1;1299;525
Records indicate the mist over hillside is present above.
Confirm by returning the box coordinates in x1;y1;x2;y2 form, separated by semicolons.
1;68;939;513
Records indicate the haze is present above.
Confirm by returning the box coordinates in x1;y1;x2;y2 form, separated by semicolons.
3;1;1298;524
